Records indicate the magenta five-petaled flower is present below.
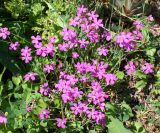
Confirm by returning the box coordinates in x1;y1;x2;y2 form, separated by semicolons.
9;42;20;51
70;102;88;115
49;36;56;44
21;46;32;63
141;62;153;74
31;35;42;45
39;109;50;120
0;27;10;39
56;118;67;128
72;52;79;58
24;72;38;81
97;47;108;56
39;83;51;96
43;64;54;73
147;15;154;22
102;31;112;41
133;20;143;30
0;114;7;124
116;32;135;51
125;61;136;75
104;74;117;86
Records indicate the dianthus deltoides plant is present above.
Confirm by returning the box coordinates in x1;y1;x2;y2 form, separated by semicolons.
0;5;156;132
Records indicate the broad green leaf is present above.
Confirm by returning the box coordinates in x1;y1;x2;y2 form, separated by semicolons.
116;71;125;79
40;121;47;127
134;71;146;79
146;48;156;57
54;99;60;108
12;76;22;86
89;130;97;133
134;80;147;91
132;122;146;133
107;116;133;133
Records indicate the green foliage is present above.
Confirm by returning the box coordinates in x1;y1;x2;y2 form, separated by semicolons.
107;116;132;133
0;0;159;133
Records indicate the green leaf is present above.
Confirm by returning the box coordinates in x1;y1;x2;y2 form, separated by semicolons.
132;122;146;133
116;71;125;79
134;71;146;79
40;121;47;127
56;15;68;28
120;102;133;121
7;80;14;90
12;76;22;86
107;116;132;133
134;80;147;91
89;130;97;133
54;99;60;108
146;48;156;57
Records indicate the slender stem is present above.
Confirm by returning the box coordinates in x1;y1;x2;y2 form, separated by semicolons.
0;67;6;82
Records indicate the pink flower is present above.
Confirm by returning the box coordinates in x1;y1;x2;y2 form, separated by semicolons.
116;32;135;51
70;102;88;115
125;61;136;74
36;46;48;57
9;42;20;51
21;46;32;63
147;15;154;22
86;109;106;125
141;62;153;74
0;114;7;124
0;27;10;39
26;107;32;112
39;109;50;120
133;20;143;29
24;72;38;81
69;17;80;27
39;83;51;96
132;30;144;40
80;76;89;83
92;18;103;29
77;5;88;16
102;31;112;41
56;118;67;128
49;36;56;44
78;39;89;48
43;64;54;73
31;35;42;45
97;47;108;56
104;74;117;86
72;52;79;58
87;11;99;21
60;28;77;41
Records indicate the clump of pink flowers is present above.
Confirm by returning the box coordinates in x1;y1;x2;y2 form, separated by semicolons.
116;32;136;51
1;4;156;130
